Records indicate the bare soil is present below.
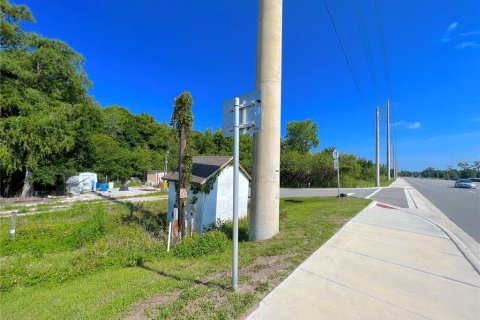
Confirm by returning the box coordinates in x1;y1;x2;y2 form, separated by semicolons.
125;291;181;320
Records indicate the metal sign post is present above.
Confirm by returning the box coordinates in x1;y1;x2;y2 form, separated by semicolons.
232;97;240;291
223;91;261;291
333;150;340;197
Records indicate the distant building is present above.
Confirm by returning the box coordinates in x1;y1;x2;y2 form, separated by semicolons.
66;172;97;193
146;170;167;188
163;156;250;232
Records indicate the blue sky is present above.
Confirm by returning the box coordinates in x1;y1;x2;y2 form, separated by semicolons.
19;0;479;171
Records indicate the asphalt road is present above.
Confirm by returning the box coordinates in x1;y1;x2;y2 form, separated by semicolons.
404;178;480;242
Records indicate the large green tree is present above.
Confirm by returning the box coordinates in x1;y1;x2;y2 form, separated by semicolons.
1;0;92;197
282;119;320;153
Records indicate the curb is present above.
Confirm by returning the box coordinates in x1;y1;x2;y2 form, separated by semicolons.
373;200;480;275
395;178;480;275
406;210;480;275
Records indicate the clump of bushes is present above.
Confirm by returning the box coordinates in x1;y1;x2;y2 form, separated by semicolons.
173;230;230;258
72;226;164;271
218;217;249;242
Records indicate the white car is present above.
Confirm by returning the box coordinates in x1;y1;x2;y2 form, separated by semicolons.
454;179;476;189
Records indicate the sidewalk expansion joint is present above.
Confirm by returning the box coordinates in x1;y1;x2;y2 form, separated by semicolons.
351;220;448;240
385;203;480;275
326;244;480;288
298;268;434;320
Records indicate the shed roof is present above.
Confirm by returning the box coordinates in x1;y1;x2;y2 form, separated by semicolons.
163;156;251;185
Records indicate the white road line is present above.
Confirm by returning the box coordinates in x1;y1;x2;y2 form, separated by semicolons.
366;188;382;199
404;188;416;209
347;193;355;196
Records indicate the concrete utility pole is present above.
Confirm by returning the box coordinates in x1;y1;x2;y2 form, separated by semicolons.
392;144;395;178
250;0;282;241
376;107;380;187
386;100;390;181
394;143;398;178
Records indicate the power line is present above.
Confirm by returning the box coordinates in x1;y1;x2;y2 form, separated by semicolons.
322;0;375;132
351;0;384;106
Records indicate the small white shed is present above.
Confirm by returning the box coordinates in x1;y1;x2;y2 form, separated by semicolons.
66;172;97;193
163;156;250;232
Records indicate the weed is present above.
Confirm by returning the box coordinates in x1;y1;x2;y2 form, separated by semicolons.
0;205;22;212
218;217;249;242
18;207;29;214
68;206;107;248
256;281;270;293
173;230;229;259
35;204;52;212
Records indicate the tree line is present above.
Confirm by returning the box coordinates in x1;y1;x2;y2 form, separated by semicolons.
0;0;385;197
400;162;480;180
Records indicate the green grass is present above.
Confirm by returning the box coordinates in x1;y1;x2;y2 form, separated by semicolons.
113;190;166;199
282;177;396;189
380;179;395;187
351;178;395;188
34;203;54;212
0;197;370;319
0;204;32;212
0;201;166;292
0;202;61;213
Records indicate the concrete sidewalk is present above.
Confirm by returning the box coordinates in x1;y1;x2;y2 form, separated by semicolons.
247;201;480;320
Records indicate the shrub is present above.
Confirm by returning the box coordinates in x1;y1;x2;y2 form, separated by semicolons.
71;226;163;272
173;230;229;259
218;217;249;242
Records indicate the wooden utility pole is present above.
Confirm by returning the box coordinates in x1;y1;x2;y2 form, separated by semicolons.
170;91;194;240
177;127;186;239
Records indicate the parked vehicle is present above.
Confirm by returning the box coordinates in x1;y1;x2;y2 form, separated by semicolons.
454;179;476;189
